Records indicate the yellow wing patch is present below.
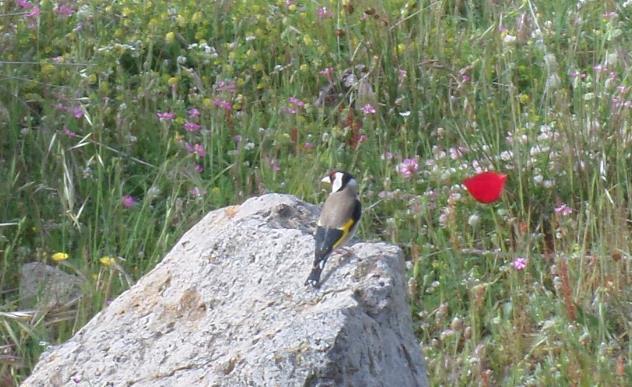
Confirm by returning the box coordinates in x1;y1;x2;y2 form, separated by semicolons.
340;218;356;233
332;218;356;248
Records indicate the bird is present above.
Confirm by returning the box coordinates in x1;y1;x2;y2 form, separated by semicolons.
305;171;362;288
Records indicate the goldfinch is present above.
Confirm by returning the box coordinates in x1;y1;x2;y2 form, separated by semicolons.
305;171;362;287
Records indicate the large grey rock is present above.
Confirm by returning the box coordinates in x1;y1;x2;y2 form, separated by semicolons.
23;194;428;387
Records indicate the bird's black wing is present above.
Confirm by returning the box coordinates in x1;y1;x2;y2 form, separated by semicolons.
314;226;343;262
305;227;343;287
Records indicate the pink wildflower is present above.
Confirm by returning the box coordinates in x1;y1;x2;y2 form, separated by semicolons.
71;106;84;119
512;257;528;271
183;121;201;132
449;146;467;160
593;64;606;73
288;97;305;107
554;203;572;216
286;97;305;114
213;98;232;111
397;158;419;178
121;195;137;208
26;5;40;18
55;5;74;17
187;108;200;118
190;187;206;197
156;112;176;121
319;67;334;82
17;0;32;9
63;127;78;138
361;104;376;115
398;69;407;83
193;143;206;158
318;7;333;19
569;70;586;79
214;80;236;94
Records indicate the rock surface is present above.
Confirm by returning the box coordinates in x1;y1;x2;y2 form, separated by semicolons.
23;194;428;387
19;262;83;309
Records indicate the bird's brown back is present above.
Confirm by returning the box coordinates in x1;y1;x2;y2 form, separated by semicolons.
318;189;357;229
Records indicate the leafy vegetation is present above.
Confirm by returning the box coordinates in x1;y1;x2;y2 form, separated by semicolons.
1;0;630;385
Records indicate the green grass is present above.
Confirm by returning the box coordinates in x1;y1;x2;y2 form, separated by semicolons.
1;0;631;385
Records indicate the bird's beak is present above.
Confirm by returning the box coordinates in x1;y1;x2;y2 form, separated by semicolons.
321;175;331;184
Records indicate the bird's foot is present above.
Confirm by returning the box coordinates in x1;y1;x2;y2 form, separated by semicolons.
336;247;354;257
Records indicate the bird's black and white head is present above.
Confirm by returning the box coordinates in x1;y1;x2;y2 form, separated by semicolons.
321;171;358;194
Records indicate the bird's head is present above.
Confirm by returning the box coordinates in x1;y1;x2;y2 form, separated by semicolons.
321;171;357;194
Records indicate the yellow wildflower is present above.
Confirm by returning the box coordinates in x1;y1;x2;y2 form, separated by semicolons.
99;81;110;94
99;256;116;267
195;30;206;41
165;31;176;45
519;94;530;104
40;63;56;77
51;252;69;262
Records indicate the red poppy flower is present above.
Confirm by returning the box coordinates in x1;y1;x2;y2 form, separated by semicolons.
463;171;507;203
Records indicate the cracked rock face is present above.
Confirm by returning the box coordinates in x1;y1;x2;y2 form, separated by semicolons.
23;194;428;387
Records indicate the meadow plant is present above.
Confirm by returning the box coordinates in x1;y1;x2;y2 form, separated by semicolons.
0;0;630;385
